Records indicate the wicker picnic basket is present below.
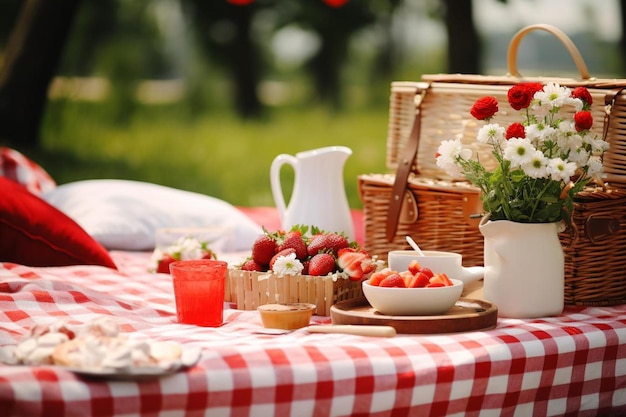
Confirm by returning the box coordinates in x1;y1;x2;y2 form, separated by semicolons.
560;187;626;306
224;270;363;316
359;24;626;305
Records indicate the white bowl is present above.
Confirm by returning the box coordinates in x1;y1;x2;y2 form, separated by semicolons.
362;279;464;316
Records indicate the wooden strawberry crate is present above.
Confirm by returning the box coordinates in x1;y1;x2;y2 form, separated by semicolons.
225;269;363;316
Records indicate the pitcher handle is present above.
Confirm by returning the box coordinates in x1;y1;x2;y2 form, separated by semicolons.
270;154;297;224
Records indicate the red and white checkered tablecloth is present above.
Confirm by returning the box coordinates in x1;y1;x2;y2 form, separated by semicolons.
1;251;625;417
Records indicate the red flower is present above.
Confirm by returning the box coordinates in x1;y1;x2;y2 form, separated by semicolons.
470;96;499;120
506;122;526;139
508;82;543;110
572;87;593;109
574;111;593;132
323;0;349;6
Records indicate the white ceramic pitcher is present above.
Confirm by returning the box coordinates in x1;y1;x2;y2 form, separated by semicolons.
479;215;564;318
270;146;354;240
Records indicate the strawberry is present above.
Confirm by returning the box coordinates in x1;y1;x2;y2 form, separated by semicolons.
406;272;430;288
301;259;310;275
408;260;421;275
429;273;454;287
400;270;414;287
337;247;375;281
368;268;394;286
157;253;176;274
201;250;216;260
419;267;434;279
252;234;277;266
308;253;336;276
241;259;265;272
379;273;405;288
269;248;296;271
307;233;349;256
277;230;308;260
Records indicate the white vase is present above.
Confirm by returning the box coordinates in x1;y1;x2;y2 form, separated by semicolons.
479;215;564;318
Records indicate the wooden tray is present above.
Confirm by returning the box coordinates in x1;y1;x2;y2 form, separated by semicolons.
330;298;497;334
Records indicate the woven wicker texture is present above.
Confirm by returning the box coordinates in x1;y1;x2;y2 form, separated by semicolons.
386;82;625;187
560;187;626;306
358;174;484;267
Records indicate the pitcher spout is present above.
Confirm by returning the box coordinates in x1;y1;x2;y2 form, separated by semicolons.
459;266;485;282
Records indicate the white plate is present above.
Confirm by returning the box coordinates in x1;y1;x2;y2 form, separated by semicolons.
61;347;202;380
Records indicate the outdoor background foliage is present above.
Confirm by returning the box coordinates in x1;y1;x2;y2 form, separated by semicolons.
0;0;624;208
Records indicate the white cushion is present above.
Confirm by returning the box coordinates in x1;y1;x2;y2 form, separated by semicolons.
43;179;262;252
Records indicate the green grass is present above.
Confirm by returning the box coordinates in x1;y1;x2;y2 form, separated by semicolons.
34;100;392;208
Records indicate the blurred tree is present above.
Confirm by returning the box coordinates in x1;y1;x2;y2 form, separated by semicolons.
184;0;263;118
442;0;480;74
0;0;23;48
58;0;117;76
370;0;403;80
273;1;377;109
0;0;82;149
185;0;379;114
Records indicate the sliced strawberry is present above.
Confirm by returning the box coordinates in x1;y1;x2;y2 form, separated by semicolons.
400;270;414;287
308;253;336;276
429;273;454;287
406;272;430;288
369;268;394;286
337;248;375;281
379;273;406;288
157;254;176;274
419;267;434;279
407;260;421;275
427;282;445;288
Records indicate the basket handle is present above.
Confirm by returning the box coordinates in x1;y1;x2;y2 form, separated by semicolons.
507;24;591;80
386;107;423;242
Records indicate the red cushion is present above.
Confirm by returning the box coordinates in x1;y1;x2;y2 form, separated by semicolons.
0;177;117;268
0;147;56;195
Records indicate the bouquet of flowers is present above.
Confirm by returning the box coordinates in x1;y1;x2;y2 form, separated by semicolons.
435;82;609;224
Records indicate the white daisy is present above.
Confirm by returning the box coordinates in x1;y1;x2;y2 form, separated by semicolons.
534;82;571;109
586;155;604;180
521;150;549;179
557;120;576;135
436;139;470;178
476;123;506;145
588;136;610;154
547;157;577;182
557;131;581;153
568;146;589;166
503;138;535;168
525;122;556;146
177;237;205;260
272;253;304;276
568;97;584;112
